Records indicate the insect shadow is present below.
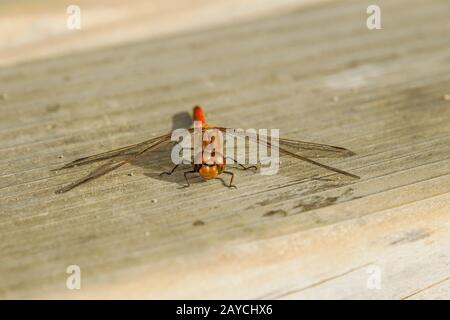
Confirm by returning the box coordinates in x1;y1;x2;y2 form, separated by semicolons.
126;111;190;187
171;111;192;131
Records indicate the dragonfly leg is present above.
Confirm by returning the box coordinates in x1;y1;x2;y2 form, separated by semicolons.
183;170;197;187
225;157;257;171
222;171;237;189
240;164;257;171
159;164;179;176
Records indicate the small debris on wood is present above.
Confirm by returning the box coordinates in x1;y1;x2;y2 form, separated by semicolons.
263;209;287;217
193;220;205;226
46;103;61;113
151;199;158;203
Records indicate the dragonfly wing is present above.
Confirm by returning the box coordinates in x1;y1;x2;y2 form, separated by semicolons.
55;133;175;193
277;146;360;179
55;159;129;194
278;138;355;158
56;133;172;169
214;127;359;179
215;127;354;157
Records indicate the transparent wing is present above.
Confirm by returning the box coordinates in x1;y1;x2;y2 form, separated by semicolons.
277;138;355;158
55;133;175;193
214;127;359;179
272;143;359;179
55;159;130;194
56;133;172;170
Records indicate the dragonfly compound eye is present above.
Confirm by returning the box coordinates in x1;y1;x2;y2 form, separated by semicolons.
199;165;218;180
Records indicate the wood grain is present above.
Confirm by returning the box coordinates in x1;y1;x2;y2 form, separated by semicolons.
0;0;321;66
1;0;450;299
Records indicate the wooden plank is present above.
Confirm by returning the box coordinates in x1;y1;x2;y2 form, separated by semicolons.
1;0;450;299
0;0;322;66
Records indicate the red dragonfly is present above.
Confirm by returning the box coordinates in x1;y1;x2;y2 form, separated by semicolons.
55;106;359;193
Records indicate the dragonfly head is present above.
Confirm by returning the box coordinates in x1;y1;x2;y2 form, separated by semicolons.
198;164;219;180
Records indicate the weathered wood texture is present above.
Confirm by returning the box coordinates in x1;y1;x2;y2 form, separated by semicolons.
0;0;317;66
1;0;450;299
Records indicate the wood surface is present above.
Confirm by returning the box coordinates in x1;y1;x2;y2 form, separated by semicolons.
1;0;450;299
0;0;317;67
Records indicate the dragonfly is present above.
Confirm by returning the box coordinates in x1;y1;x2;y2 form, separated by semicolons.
54;106;359;194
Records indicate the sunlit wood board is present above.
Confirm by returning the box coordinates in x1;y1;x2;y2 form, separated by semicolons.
0;0;449;299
